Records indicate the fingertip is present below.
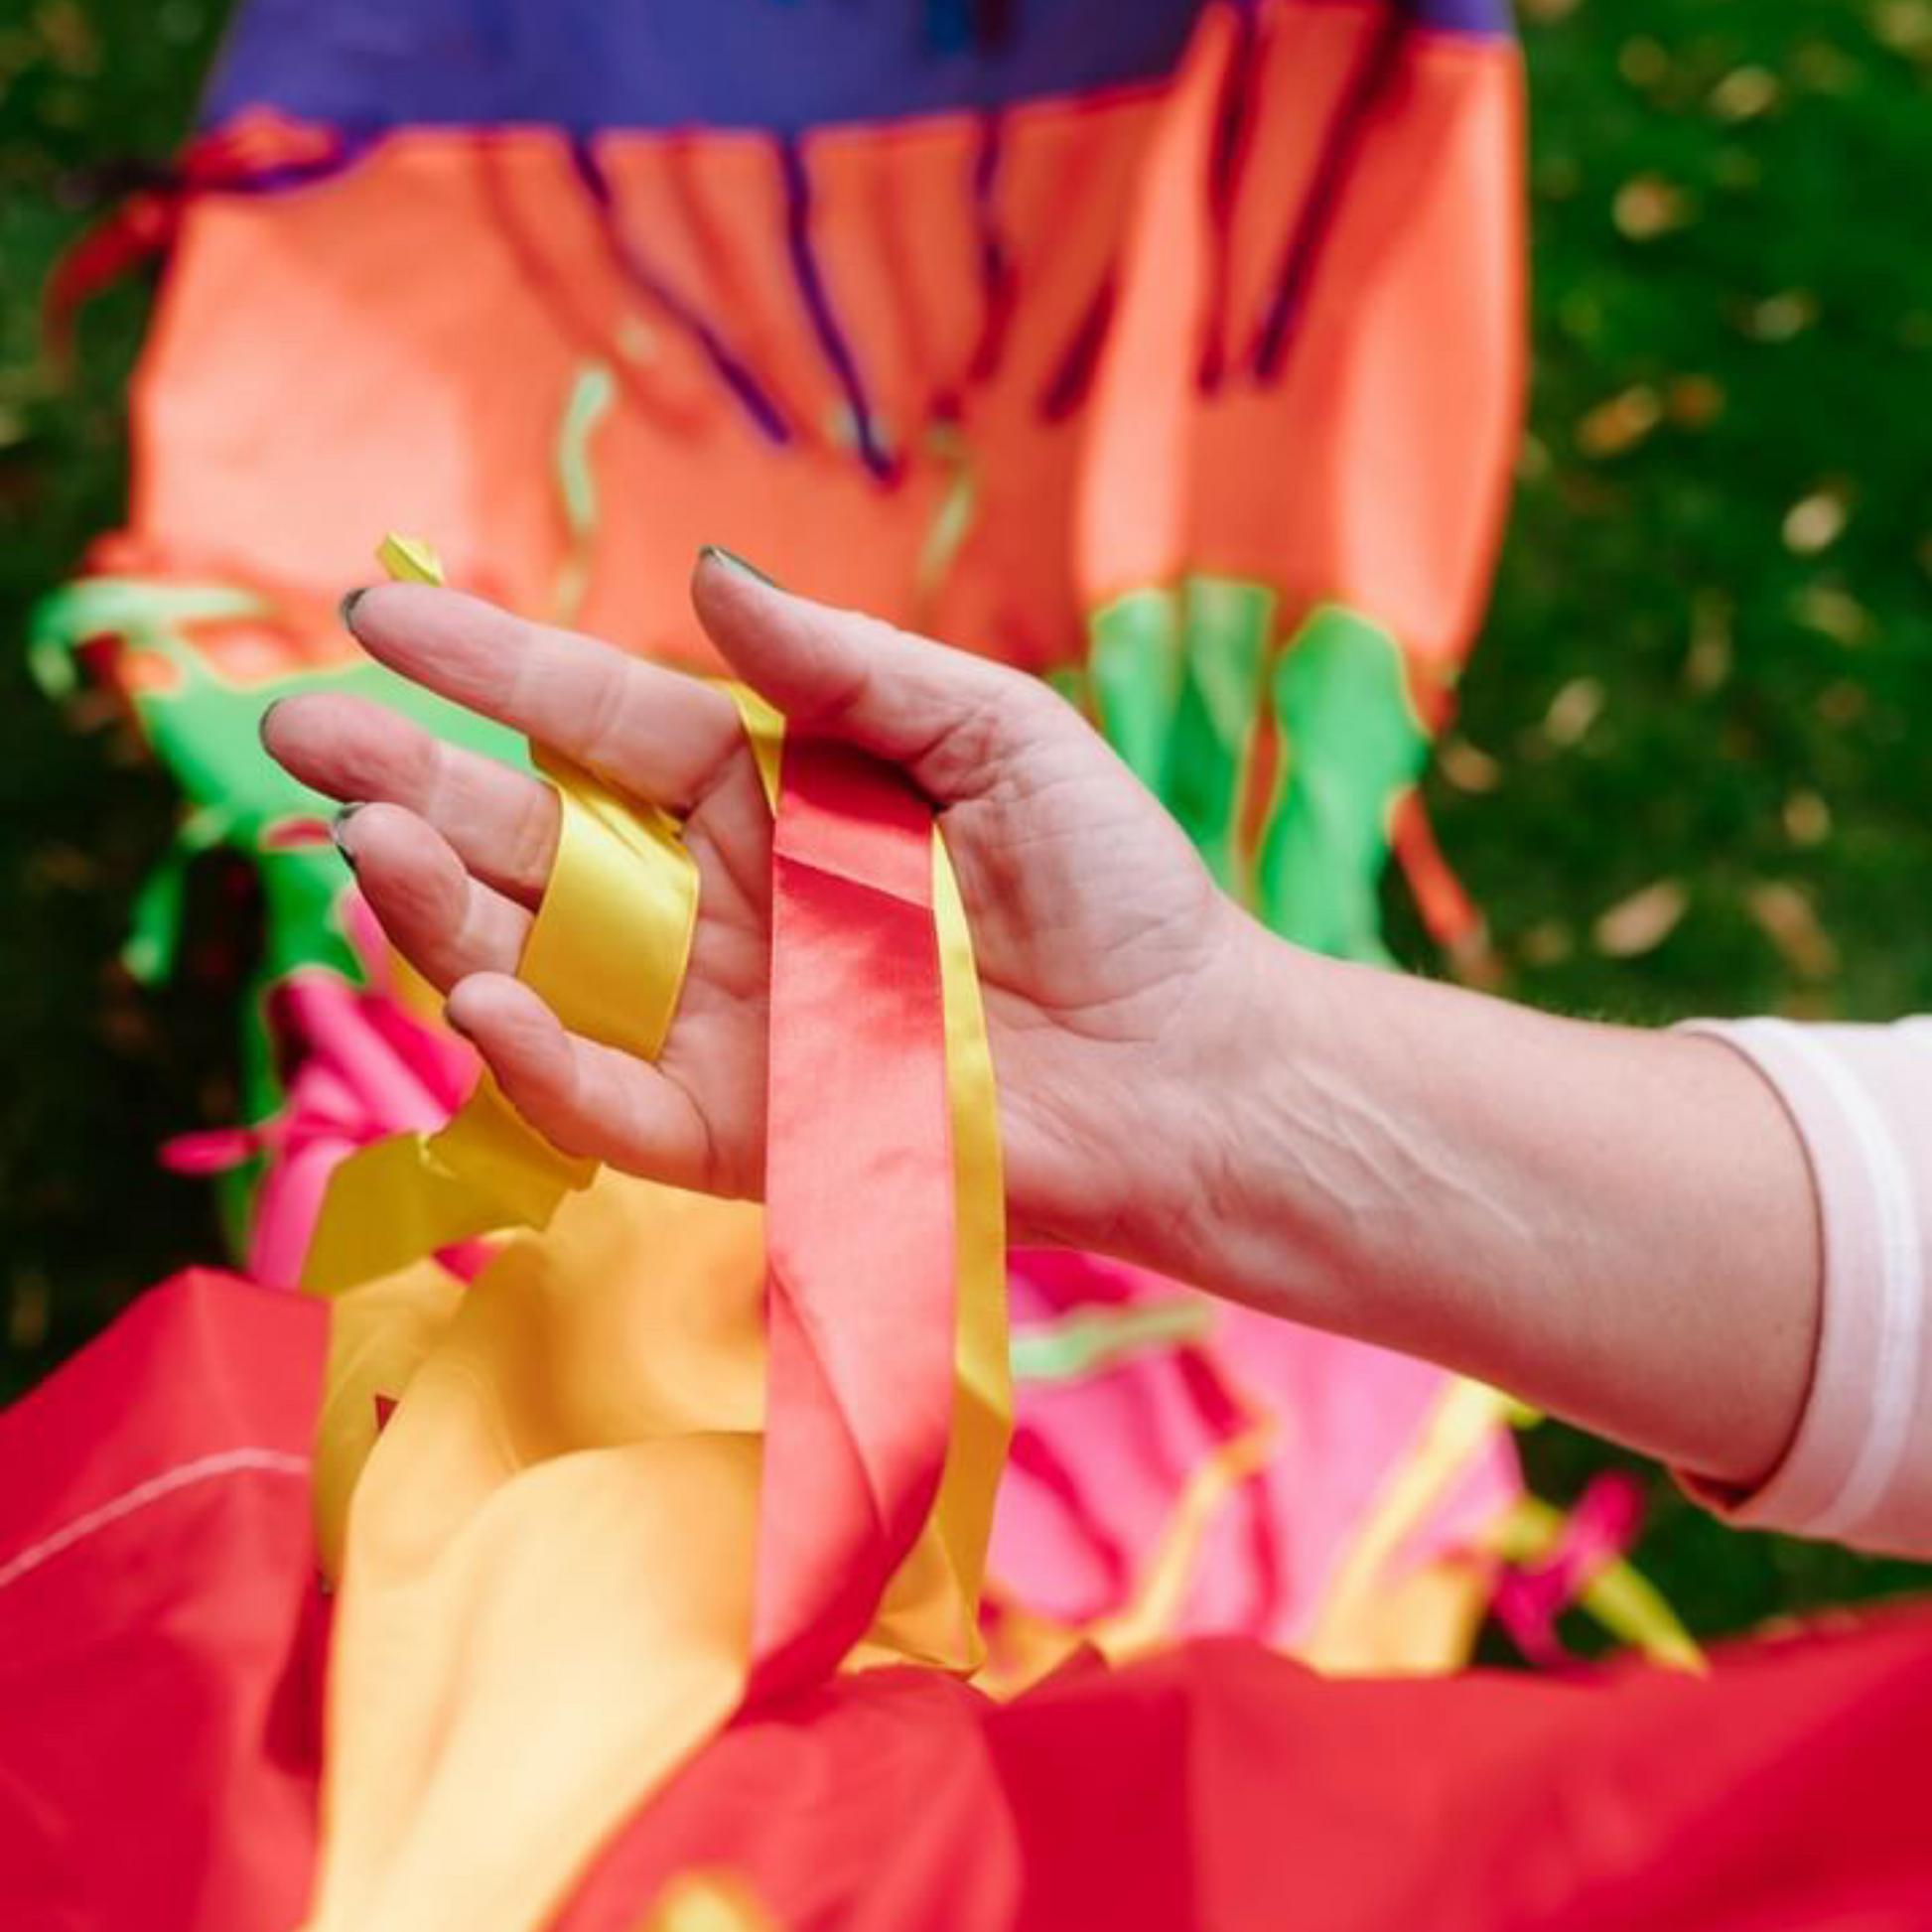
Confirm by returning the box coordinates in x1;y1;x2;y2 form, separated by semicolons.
337;584;535;715
694;544;779;591
330;797;418;864
326;581;439;661
336;581;396;647
329;801;367;870
258;690;314;758
689;544;778;652
689;550;843;729
257;693;337;789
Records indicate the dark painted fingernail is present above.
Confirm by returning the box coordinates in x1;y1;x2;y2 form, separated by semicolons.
331;802;366;870
698;545;778;589
339;587;370;632
259;697;284;742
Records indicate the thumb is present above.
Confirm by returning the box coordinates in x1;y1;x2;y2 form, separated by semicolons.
689;546;1050;798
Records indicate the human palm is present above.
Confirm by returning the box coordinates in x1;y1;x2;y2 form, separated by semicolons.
263;553;1255;1251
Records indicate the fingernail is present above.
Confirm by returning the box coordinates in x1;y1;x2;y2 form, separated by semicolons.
259;697;283;741
331;802;366;871
444;1004;475;1041
698;545;778;589
339;587;370;633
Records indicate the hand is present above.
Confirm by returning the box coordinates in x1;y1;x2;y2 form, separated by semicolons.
261;550;1262;1257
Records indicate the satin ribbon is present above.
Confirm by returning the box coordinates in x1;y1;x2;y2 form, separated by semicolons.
723;682;1011;1684
300;551;698;1293
300;538;1010;1932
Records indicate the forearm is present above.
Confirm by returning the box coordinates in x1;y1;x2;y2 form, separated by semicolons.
1149;931;1822;1488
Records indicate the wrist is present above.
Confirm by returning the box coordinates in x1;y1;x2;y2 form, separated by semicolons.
1126;926;1454;1346
1114;911;1339;1308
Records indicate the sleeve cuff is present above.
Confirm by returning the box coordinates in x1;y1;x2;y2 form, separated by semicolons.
1673;1018;1932;1556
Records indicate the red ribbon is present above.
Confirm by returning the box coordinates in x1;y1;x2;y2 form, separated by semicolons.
750;739;958;1695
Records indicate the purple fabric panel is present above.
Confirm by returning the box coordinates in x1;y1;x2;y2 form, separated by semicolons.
1401;0;1513;34
202;0;1512;138
204;0;1202;134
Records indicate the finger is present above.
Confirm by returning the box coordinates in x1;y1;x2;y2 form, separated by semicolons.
341;585;745;811
264;691;559;905
444;973;716;1191
337;804;530;990
689;547;1059;798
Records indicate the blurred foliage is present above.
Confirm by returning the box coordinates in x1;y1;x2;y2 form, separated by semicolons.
1390;0;1932;1641
1;0;235;1407
3;0;1931;1641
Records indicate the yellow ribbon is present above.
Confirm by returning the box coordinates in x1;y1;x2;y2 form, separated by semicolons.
301;537;1013;1932
301;549;699;1294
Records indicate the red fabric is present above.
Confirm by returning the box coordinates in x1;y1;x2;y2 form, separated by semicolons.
45;114;345;359
9;1278;1932;1930
752;739;956;1694
0;1273;329;1932
561;1618;1932;1931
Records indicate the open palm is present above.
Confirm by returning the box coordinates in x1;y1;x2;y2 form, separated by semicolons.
262;553;1260;1253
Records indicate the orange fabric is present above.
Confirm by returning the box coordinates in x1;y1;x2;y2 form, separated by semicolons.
128;110;1151;672
1073;6;1229;600
1188;26;1526;664
120;14;1519;684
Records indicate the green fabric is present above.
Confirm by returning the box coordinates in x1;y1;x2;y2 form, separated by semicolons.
1087;582;1428;962
1088;586;1181;789
27;580;265;700
1011;1297;1216;1383
35;576;530;985
556;362;616;541
122;802;232;983
1163;577;1273;891
32;574;536;1151
1255;606;1429;965
552;360;617;623
915;422;979;613
1042;664;1090;713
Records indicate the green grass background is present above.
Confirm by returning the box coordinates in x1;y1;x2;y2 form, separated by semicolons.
4;0;1930;1642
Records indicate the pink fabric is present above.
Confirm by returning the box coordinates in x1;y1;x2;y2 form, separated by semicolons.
992;1251;1522;1647
161;894;483;1287
1681;1018;1932;1556
1490;1470;1644;1664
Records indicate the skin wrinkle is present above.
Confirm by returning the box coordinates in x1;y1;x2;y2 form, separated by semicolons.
1126;935;1806;1483
1305;1023;1546;1278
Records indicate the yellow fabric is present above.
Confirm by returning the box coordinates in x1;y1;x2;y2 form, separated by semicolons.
1300;1377;1512;1673
306;1176;768;1932
637;1871;784;1932
374;531;445;583
1090;1415;1278;1660
299;759;695;1291
520;745;697;1063
720;682;783;808
926;840;1012;1620
302;547;1012;1932
310;1259;462;1581
968;1412;1280;1700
